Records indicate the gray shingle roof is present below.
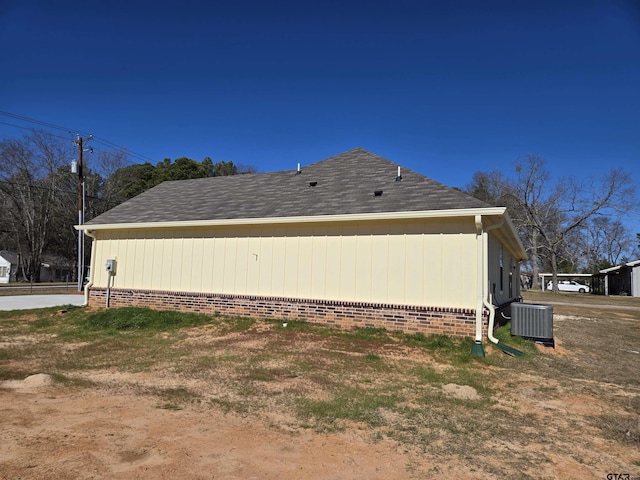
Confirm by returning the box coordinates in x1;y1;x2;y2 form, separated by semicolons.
86;148;491;225
0;251;19;264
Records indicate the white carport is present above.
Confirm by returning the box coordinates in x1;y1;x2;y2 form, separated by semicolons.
538;273;593;291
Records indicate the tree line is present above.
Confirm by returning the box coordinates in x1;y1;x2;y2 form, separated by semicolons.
465;155;639;292
0;131;253;282
1;131;638;290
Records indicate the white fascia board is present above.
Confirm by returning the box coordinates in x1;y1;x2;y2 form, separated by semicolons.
76;207;508;232
600;259;640;273
499;211;527;261
539;272;594;277
600;265;622;273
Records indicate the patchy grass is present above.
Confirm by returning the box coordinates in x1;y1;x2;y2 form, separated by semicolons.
589;414;640;446
76;307;213;332
296;386;401;430
1;301;638;477
401;332;477;365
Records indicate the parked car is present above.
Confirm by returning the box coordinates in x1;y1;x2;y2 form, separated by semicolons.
546;280;590;293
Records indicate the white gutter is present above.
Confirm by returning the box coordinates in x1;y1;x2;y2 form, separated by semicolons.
82;230;97;307
474;214;506;348
75;207;508;231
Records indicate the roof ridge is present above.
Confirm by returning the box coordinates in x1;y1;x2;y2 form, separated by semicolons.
86;148;492;225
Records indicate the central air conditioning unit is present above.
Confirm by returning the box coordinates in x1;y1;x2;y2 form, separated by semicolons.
510;302;554;347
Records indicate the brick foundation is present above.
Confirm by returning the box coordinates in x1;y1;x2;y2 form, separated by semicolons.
89;288;488;338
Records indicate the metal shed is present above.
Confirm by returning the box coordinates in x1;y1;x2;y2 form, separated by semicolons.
597;260;640;297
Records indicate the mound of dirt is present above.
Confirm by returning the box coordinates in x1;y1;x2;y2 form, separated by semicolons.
442;383;480;400
2;373;53;390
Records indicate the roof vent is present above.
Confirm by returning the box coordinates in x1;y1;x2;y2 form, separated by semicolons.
309;181;318;187
374;190;383;196
296;162;301;175
395;166;402;182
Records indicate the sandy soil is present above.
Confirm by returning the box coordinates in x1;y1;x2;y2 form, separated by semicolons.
0;376;436;480
1;366;637;480
1;301;639;479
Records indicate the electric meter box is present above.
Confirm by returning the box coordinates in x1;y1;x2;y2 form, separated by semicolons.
105;259;116;274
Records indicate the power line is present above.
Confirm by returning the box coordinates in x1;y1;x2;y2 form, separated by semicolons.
0;110;88;136
0;120;75;141
0;110;158;164
91;137;156;163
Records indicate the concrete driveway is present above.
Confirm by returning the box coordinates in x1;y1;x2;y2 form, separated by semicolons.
0;295;85;311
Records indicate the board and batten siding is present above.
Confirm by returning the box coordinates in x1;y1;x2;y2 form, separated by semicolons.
91;217;480;309
487;233;521;305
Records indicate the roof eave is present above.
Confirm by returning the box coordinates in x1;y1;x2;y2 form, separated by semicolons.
78;207;507;231
497;211;528;262
600;259;640;273
77;206;527;260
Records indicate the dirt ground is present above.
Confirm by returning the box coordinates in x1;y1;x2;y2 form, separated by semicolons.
1;381;417;480
1;295;639;479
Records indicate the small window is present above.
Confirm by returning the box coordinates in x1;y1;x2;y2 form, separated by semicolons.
499;246;504;292
509;260;514;297
0;265;8;278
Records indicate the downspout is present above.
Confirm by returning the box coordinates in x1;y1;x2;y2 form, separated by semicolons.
483;218;504;345
473;215;485;356
481;219;525;357
82;229;97;307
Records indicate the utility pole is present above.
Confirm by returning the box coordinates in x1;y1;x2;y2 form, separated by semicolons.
72;134;92;291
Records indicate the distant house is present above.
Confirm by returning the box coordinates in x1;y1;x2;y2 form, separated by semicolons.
0;251;72;283
597;260;640;297
77;148;527;340
39;254;73;283
0;251;15;283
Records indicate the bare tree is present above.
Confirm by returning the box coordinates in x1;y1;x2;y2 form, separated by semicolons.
583;217;633;271
467;167;546;288
510;156;636;292
0;131;69;281
468;156;638;291
90;149;131;216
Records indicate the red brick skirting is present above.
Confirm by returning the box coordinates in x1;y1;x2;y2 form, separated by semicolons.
89;288;488;338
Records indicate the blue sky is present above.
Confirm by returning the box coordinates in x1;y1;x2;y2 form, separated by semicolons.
1;0;639;233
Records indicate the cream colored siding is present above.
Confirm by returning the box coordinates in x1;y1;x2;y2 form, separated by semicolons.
340;234;357;300
388;233;405;301
284;231;299;297
404;233;423;304
141;236;155;289
310;232;325;297
487;232;520;305
258;236;273;293
354;229;372;300
91;217;481;309
296;234;311;298
163;236;172;289
270;235;285;296
247;236;261;294
369;230;386;301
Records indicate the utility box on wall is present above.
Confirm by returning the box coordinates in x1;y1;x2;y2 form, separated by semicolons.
105;259;116;275
511;302;554;347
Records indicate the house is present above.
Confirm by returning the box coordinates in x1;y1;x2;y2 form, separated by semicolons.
77;148;527;341
0;251;15;283
0;251;73;283
596;260;640;297
39;254;73;283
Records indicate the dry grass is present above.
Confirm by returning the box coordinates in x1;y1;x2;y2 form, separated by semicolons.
1;296;639;478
